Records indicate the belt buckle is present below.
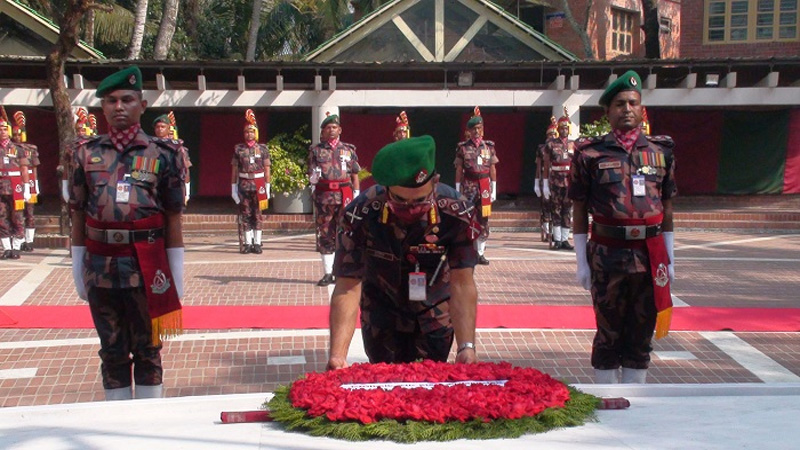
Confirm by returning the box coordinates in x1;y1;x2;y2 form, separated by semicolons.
106;229;129;244
624;225;647;240
148;229;156;244
330;182;339;189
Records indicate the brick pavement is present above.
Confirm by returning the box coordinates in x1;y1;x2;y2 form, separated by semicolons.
1;230;799;407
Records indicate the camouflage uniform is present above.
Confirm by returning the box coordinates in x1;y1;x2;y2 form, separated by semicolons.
70;128;186;389
544;136;575;231
232;142;270;232
0;140;28;245
308;140;360;254
454;139;498;239
536;143;551;224
569;132;677;370
334;183;478;363
155;136;192;199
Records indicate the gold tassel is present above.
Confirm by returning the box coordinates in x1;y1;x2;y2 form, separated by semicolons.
151;309;183;346
30;194;37;204
655;307;672;340
14;199;24;211
482;204;492;218
259;199;268;211
380;203;389;223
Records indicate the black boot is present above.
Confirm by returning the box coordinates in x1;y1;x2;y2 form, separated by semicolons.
560;240;574;251
252;244;262;254
317;273;335;286
241;244;252;254
477;255;490;265
0;250;10;260
551;241;562;250
10;250;20;259
21;242;32;252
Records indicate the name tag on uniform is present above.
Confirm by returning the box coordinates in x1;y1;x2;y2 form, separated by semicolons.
3;157;8;165
632;175;646;197
409;272;427;301
116;180;131;203
477;155;483;165
250;156;255;164
340;155;347;172
599;161;621;169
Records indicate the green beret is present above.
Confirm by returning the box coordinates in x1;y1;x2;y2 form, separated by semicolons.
372;135;436;188
599;70;642;107
96;66;143;98
466;115;483;129
152;114;170;127
320;114;340;128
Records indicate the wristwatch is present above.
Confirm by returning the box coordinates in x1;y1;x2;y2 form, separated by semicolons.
457;342;476;354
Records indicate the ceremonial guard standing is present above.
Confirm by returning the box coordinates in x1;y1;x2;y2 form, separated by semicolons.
328;136;480;369
454;107;498;265
542;108;576;250
63;108;96;202
11;111;39;251
153;112;192;204
534;118;558;241
393;111;410;141
0;107;31;259
569;71;677;384
70;66;186;400
308;113;360;286
231;109;270;254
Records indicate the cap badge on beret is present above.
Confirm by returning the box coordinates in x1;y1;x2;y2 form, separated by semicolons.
129;75;136;85
630;76;638;87
415;169;429;184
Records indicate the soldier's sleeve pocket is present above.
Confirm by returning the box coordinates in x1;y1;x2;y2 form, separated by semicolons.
85;164;110;186
598;169;624;184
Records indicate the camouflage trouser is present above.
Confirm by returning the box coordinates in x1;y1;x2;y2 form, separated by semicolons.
23;201;34;228
0;195;23;239
540;196;551;222
549;183;572;229
590;270;656;370
88;287;163;389
238;189;263;232
314;201;343;254
361;302;454;363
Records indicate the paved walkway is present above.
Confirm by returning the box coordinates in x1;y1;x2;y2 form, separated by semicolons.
1;230;799;407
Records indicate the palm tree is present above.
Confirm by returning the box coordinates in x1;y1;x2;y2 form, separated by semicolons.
153;0;181;59
245;0;265;62
127;0;148;59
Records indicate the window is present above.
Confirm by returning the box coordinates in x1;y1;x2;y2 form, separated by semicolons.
660;17;673;34
611;8;635;54
705;0;799;43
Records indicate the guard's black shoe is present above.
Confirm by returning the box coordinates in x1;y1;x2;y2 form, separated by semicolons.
317;273;335;286
560;241;574;251
0;250;10;260
478;255;490;265
22;243;33;252
241;244;252;254
551;241;562;250
252;244;263;254
10;250;20;260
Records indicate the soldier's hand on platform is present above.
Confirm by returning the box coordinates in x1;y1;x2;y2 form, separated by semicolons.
71;246;88;301
23;184;31;202
326;356;349;371
574;234;591;290
542;179;551;200
490;181;497;202
231;184;240;204
456;347;477;364
534;178;541;197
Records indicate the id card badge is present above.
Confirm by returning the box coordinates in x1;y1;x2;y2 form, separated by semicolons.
632;175;646;197
3;157;8;165
409;272;427;301
477;155;483;165
249;156;255;164
340;156;347;172
116;180;131;203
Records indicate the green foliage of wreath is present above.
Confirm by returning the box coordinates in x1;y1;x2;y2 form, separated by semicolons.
265;384;598;443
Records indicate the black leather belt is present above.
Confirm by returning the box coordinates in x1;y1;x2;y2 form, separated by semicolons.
592;222;661;241
85;226;164;244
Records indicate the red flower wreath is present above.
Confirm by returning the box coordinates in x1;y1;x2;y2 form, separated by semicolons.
288;360;570;424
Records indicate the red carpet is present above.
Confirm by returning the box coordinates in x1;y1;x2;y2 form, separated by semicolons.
1;305;799;332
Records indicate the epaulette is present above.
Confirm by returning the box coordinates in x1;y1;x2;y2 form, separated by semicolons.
150;136;182;153
74;135;101;147
575;136;603;150
483;140;495;146
342;142;357;150
646;135;675;149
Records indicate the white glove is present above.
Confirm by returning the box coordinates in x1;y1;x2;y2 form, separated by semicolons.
574;234;591;290
23;184;31;201
455;182;461;193
61;180;70;203
34;179;39;194
266;183;271;198
353;189;360;198
542;179;551;200
534;178;541;197
71;246;88;301
185;182;190;203
231;183;240;204
166;247;184;298
663;231;675;284
490;181;497;202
